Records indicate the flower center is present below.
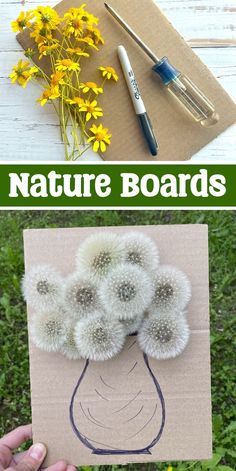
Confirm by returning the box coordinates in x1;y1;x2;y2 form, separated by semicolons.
92;326;108;344
18;20;27;27
39;28;48;37
86;82;97;88
37;280;50;295
154;283;174;303
41;14;51;24
72;19;82;28
61;59;72;66
117;281;136;302
92;251;112;271
152;323;173;344
127;251;142;265
45;320;62;337
76;287;94;307
96;132;106;141
87;105;95;112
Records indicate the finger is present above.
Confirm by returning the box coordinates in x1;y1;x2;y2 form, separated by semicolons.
0;426;32;450
6;443;46;471
66;466;76;471
12;452;27;464
0;443;12;469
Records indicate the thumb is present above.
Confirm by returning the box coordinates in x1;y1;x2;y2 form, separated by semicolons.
7;443;47;471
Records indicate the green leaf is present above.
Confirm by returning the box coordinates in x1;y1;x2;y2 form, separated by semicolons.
222;421;236;435
201;453;223;470
226;449;236;458
216;466;235;471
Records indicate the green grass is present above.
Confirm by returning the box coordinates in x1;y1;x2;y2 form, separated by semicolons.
0;210;235;471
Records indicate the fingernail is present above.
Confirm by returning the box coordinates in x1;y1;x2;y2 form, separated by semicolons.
29;443;46;461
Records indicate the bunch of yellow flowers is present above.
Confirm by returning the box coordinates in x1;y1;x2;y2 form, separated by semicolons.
10;5;119;160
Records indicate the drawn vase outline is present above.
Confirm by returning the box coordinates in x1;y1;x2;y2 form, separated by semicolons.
69;337;166;455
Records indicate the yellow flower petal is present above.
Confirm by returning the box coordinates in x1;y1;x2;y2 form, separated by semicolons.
100;141;106;152
93;140;100;152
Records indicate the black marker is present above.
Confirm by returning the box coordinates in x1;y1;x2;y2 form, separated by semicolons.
117;45;158;157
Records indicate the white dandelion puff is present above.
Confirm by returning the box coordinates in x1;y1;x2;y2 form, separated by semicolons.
76;232;124;281
30;309;69;353
63;273;101;319
60;324;82;360
74;313;126;361
99;263;154;320
122;231;159;271
138;311;190;360
120;315;144;335
151;265;191;311
22;264;64;311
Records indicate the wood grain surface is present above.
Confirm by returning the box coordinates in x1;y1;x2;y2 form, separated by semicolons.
0;0;235;162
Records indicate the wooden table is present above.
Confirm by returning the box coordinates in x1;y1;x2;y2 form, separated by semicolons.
0;0;235;162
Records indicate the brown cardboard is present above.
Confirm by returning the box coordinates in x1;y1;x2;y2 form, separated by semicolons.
23;224;212;466
17;0;236;161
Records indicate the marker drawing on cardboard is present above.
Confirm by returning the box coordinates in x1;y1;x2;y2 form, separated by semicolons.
23;225;212;466
69;344;166;455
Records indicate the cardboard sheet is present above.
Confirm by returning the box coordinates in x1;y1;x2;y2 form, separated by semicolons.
23;224;212;466
17;0;236;161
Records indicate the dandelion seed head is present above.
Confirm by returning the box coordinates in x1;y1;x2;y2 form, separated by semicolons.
151;265;191;311
138;311;190;360
22;264;63;311
99;263;154;320
74;313;126;361
120;315;144;335
63;273;101;318
76;232;124;280
122;232;159;271
60;324;82;360
30;309;69;353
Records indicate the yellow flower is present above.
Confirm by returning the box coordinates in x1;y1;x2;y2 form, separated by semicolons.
63;8;85;37
9;60;38;88
167;466;173;471
80;82;103;95
56;59;80;72
66;47;89;57
86;25;104;45
30;26;53;44
76;37;98;50
63;5;98;37
99;66;119;82
11;11;33;32
80;10;99;25
87;123;111;152
38;41;59;59
37;86;60;106
67;96;85;106
79;100;103;122
34;6;60;30
50;71;65;86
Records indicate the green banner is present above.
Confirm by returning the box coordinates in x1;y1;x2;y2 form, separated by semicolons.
0;164;235;208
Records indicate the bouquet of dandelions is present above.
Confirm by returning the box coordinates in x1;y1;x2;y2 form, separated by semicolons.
23;231;192;362
10;5;119;160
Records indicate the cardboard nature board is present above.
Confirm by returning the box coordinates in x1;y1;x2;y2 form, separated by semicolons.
17;0;236;161
23;224;212;466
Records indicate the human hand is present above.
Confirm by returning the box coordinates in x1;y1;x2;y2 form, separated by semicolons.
0;425;76;471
